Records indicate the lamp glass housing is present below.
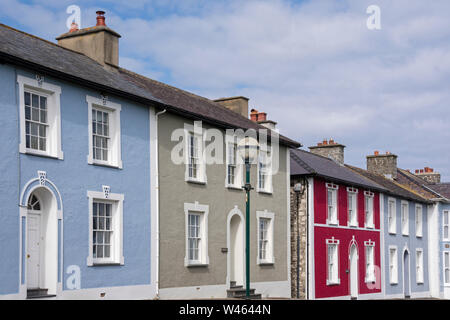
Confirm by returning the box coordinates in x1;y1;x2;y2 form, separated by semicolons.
237;136;259;163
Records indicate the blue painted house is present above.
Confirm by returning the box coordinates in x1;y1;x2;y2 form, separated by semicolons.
348;152;433;299
0;17;160;299
396;168;450;299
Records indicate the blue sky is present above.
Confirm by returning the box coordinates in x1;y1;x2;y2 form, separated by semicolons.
1;0;449;180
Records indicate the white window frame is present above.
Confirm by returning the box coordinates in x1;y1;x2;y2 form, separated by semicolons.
401;200;409;236
326;237;340;285
388;197;397;234
256;210;275;265
364;240;376;283
184;202;209;267
326;183;339;225
389;246;398;284
347;187;358;227
18;75;63;159
364;191;375;229
257;146;273;194
87;189;124;266
184;125;207;184
225;135;243;189
415;204;423;238
416;248;424;284
443;211;450;241
87;95;122;169
444;251;450;286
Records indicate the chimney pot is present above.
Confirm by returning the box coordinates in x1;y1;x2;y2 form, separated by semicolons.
374;150;379;156
323;139;328;146
250;109;258;122
257;112;267;122
329;138;335;145
96;10;106;26
69;22;79;32
415;169;420;174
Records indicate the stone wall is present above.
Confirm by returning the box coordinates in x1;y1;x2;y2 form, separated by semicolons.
290;179;308;299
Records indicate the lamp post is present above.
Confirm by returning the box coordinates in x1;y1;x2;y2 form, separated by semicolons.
237;136;259;299
293;180;306;299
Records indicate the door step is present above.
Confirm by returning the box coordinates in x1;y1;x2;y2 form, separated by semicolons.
227;284;262;299
27;288;55;299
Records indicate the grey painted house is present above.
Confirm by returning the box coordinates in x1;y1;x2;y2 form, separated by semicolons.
120;70;301;298
348;152;433;299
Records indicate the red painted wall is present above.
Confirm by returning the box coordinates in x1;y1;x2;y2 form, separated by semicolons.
313;178;382;299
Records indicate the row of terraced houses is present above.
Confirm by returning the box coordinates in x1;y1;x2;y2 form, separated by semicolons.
0;12;448;300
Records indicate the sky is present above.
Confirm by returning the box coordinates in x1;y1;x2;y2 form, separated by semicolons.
1;0;449;180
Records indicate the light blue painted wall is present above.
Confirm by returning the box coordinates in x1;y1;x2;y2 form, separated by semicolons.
0;64;152;295
383;195;429;296
438;202;450;292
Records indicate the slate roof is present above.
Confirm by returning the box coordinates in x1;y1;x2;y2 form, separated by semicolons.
396;169;450;201
290;149;386;191
346;165;432;204
0;23;300;148
428;183;450;200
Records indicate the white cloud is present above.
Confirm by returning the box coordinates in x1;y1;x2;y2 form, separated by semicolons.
1;0;449;180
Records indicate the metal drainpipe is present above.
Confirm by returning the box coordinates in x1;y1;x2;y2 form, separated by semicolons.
154;108;166;298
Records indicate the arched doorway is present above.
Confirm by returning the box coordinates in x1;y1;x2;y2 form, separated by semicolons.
227;207;245;288
26;188;58;297
403;250;411;299
349;243;359;299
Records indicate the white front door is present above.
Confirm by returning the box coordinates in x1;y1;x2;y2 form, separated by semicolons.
27;213;41;289
229;214;244;286
350;245;358;298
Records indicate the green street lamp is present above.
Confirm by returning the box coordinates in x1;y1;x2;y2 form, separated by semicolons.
237;136;259;299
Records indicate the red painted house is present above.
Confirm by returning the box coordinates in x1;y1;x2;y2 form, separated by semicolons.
291;142;387;299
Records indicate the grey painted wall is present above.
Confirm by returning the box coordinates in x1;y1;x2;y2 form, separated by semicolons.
158;113;289;289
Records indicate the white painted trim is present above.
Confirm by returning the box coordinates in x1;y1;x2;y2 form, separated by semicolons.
184;201;209;267
308;177;315;299
86;95;123;169
314;223;381;232
149;107;159;299
226;206;245;288
387;197;397;235
380;194;386;295
326;186;338;226
184;122;207;184
416;248;424;284
443;210;450;241
364;193;375;229
256;146;273;194
256;210;275;265
326;238;340;285
428;204;439;298
415;204;423;238
17;75;63;160
86;190;124;266
443;251;450;286
388;245;399;285
224;135;243;189
401;200;409;236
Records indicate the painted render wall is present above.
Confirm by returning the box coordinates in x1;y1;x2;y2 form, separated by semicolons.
0;64;153;296
438;202;450;298
157;113;289;295
313;178;382;299
383;195;429;297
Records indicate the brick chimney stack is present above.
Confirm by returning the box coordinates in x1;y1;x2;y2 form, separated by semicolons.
366;151;398;179
309;139;346;165
414;167;441;184
56;11;121;68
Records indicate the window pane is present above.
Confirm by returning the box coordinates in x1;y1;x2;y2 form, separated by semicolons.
32;94;39;108
25;92;31;105
25;106;31;120
40;96;47;110
104;245;110;258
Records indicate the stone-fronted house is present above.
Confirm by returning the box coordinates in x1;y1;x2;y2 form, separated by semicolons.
290;141;386;300
0;12;301;300
347;153;433;299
